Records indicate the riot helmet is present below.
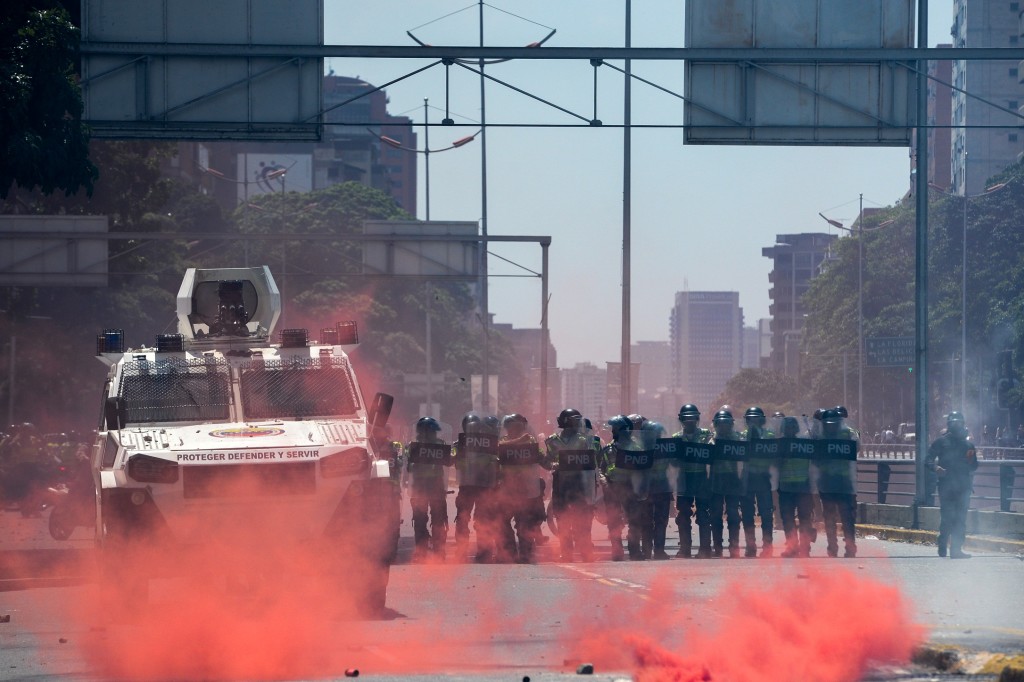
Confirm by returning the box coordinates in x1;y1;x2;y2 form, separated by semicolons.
482;415;501;435
502;413;528;437
835;405;849;419
712;409;734;437
744;406;766;426
607;414;632;441
415;413;440;440
557;408;583;430
772;411;785;418
503;413;528;428
781;416;801;438
820;408;842;436
627;414;646;431
947;411;967;436
643;421;665;447
415;413;440;430
462;412;482;432
678;404;700;421
713;409;734;424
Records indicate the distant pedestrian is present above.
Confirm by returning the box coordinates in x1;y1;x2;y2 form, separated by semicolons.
926;412;978;558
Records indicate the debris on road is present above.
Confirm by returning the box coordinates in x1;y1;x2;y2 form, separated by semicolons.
576;662;594;674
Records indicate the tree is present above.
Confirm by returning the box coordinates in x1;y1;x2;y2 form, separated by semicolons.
0;3;96;198
801;159;1024;435
714;368;799;416
232;182;512;427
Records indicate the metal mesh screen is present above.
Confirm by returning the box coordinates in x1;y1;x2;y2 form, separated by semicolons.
119;358;231;424
239;357;360;419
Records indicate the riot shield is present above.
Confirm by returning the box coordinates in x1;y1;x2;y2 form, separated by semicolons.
455;432;498;488
810;438;858;495
497;439;543;498
555;447;599;505
406;440;451;496
745;435;779;493
710;437;746;496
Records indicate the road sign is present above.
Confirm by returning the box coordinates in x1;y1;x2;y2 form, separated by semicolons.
866;336;915;367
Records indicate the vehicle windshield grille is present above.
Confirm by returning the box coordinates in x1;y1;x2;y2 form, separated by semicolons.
240;357;360;419
119;358;231;424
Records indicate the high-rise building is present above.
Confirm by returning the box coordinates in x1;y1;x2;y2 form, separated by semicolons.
491;323;559;425
762;233;837;376
925;45;954;191
632;341;672;395
669;292;743;410
951;1;1024;195
757;318;773;368
741;326;761;369
562;362;607;424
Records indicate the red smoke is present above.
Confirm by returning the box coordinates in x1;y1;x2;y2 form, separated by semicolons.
575;566;925;682
65;541;924;681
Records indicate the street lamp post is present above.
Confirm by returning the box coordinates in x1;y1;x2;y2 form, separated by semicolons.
818;208;862;425
376;112;477;419
819;205;895;430
928;180;1007;415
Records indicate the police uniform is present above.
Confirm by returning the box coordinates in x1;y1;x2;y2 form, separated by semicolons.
926;421;978;558
777;418;814;557
814;413;858;558
599;440;632;561
740;425;776;557
454;426;500;562
546;431;598;562
672;426;712;558
709;425;745;558
497;432;544;562
407;436;452;558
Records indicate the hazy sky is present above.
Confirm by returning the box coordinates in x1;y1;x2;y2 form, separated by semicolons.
324;1;956;368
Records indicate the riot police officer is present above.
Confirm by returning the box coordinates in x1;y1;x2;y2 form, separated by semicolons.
599;415;635;561
815;408;858;558
741;406;776;557
709;409;745;558
673;404;713;558
545;408;599;562
926;411;978;558
498;414;544;563
454;412;500;562
407;417;452;560
777;416;814;557
643;421;672;559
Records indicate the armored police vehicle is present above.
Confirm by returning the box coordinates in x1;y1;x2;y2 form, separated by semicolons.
93;267;397;614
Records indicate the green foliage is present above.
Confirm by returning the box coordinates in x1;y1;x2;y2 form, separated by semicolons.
801;161;1024;430
232;182;506;426
0;5;96;198
715;368;799;416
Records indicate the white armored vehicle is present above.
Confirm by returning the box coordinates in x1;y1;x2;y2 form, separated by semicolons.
93;267;398;613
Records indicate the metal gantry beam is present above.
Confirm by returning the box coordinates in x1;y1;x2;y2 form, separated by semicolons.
79;43;1024;62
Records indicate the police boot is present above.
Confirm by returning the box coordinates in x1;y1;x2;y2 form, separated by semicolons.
677;519;693;557
936;533;947;558
744;528;758;557
694;525;712;558
611;537;625;561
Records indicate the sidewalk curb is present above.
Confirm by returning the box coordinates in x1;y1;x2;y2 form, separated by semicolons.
913;645;1024;679
857;524;1024;555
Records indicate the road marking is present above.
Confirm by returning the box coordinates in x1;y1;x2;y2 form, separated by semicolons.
559;564;650;600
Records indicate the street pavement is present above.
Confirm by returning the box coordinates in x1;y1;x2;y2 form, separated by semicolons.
1;500;1022;681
